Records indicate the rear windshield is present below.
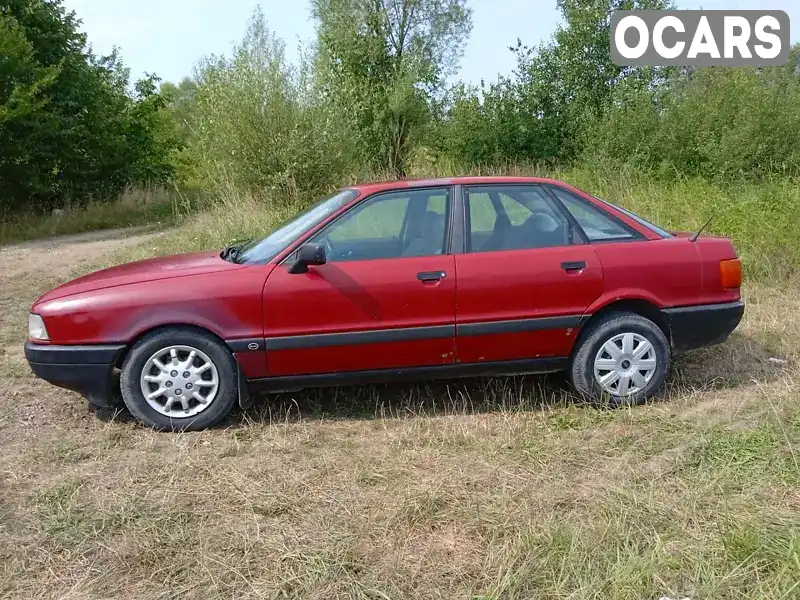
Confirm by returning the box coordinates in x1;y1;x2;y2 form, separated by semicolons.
593;197;674;239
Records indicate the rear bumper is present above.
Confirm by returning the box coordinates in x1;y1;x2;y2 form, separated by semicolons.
25;342;125;407
663;301;745;352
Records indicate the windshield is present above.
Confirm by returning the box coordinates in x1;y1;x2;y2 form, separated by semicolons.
234;189;359;264
593;196;674;239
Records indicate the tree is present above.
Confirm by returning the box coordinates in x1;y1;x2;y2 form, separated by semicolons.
161;77;199;142
434;0;673;168
516;0;673;158
187;8;357;199
0;0;180;214
312;0;472;176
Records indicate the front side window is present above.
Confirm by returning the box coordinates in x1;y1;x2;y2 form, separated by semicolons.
236;189;359;264
467;185;573;253
550;187;637;242
312;188;451;262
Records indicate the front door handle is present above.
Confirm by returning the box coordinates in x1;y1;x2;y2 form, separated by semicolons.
417;271;447;283
561;261;586;272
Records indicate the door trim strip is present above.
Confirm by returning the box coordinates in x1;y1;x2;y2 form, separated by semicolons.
456;315;583;337
227;315;585;352
227;338;266;353
264;325;455;351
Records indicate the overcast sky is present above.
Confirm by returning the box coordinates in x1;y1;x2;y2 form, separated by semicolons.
63;0;799;86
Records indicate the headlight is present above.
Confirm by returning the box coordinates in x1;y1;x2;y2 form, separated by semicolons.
28;313;49;341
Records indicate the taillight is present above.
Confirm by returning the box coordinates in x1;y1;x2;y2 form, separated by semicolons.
720;258;742;289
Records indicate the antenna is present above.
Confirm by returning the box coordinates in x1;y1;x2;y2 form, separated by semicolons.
689;215;714;242
688;196;758;243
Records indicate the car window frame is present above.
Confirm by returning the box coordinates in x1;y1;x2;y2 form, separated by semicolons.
280;185;457;266
463;183;585;254
543;184;647;244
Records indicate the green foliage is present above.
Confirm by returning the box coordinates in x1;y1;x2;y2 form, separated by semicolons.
0;0;182;214
186;8;357;200
160;77;198;142
0;185;194;246
430;0;800;183
585;54;800;179
6;0;800;255
0;13;58;124
312;0;472;176
435;0;672;166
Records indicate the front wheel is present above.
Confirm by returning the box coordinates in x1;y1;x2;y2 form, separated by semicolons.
569;312;670;407
120;327;238;431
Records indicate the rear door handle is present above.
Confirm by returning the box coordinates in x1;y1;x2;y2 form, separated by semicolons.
417;271;447;282
561;261;586;272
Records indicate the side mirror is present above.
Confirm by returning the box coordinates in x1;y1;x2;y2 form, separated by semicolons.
288;243;327;274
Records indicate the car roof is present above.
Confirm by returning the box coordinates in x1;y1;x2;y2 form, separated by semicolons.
346;176;567;195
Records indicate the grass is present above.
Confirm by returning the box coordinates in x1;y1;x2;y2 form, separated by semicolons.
0;185;202;247
1;360;798;598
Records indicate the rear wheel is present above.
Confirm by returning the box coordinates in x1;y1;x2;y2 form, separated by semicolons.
120;328;238;431
569;312;670;407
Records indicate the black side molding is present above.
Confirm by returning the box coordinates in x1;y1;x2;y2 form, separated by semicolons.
249;357;568;394
227;338;266;353
264;325;455;351
233;315;585;353
457;315;582;337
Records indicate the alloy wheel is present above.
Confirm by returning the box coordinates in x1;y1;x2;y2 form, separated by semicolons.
139;345;220;417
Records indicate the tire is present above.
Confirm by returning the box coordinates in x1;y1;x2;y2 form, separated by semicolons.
569;311;670;407
120;327;238;431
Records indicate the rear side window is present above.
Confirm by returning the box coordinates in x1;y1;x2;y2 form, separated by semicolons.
466;185;574;253
550;187;636;242
593;197;673;239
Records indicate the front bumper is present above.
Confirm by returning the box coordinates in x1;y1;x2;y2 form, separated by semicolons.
663;301;745;352
25;342;125;407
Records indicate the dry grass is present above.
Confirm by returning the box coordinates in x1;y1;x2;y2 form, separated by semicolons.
0;185;198;247
0;231;798;599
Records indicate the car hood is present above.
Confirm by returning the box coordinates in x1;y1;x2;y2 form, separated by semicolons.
35;250;245;304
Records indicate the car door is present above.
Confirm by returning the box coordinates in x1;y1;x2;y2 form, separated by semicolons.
454;184;604;364
262;186;456;376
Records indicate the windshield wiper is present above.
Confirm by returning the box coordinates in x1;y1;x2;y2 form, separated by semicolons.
221;239;251;263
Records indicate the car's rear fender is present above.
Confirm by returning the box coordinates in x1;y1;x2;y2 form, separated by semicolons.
578;296;669;339
573;293;670;355
692;235;742;303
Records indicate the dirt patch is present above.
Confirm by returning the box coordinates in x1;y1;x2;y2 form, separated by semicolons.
0;226;162;282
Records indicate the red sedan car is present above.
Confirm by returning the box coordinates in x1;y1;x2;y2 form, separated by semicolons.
25;177;744;431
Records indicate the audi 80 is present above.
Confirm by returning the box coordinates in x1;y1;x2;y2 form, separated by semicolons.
25;177;744;431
